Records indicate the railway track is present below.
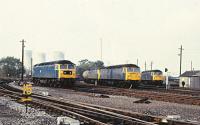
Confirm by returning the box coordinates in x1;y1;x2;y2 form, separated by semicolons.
73;82;200;106
137;85;200;96
0;82;159;125
0;82;199;125
76;81;200;96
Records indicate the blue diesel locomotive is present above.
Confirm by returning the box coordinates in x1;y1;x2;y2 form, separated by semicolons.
83;64;141;88
32;60;76;87
141;70;164;86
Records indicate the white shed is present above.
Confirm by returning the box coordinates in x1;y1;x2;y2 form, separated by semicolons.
179;71;200;89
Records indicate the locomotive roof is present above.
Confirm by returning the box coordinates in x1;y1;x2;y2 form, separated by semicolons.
104;64;139;69
142;70;162;73
34;60;74;66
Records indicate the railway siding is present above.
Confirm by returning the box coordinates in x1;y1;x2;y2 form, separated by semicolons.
0;83;159;125
73;83;200;106
1;80;200;124
5;82;200;124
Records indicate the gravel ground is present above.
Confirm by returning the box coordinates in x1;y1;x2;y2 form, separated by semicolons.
10;82;200;122
0;96;56;125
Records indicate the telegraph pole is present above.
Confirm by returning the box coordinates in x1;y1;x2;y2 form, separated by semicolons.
31;58;33;77
100;38;103;61
137;59;138;66
20;39;25;82
145;61;147;71
191;61;193;71
178;45;184;76
150;61;153;70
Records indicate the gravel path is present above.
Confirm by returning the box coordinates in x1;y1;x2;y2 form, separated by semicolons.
10;82;200;122
0;96;56;125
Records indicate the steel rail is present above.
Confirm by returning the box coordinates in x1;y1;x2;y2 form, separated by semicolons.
0;88;106;125
1;83;200;125
0;86;156;125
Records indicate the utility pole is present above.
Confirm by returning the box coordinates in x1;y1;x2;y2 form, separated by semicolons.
191;61;193;71
31;58;33;76
20;39;25;82
137;59;138;66
100;38;103;61
145;61;147;71
150;61;153;70
178;45;184;76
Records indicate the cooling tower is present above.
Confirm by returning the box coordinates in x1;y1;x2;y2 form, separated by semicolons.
48;51;65;61
33;52;46;65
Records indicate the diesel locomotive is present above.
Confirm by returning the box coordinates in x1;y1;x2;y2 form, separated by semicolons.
83;64;141;88
141;70;164;86
32;60;76;87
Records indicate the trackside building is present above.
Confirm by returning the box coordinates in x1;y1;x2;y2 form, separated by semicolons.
179;70;200;89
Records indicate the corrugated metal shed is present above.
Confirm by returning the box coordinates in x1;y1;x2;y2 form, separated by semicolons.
180;70;200;77
179;70;200;89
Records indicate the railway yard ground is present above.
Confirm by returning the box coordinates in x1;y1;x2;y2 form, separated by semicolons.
0;96;56;125
1;80;200;125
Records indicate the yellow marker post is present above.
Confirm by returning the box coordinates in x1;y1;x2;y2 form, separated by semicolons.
21;83;32;113
23;84;32;95
21;97;32;102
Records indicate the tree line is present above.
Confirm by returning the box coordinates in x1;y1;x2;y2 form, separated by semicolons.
0;56;23;78
76;59;104;76
0;56;104;78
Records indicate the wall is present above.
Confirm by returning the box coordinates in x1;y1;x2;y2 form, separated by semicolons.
179;76;200;89
179;77;190;88
190;77;200;89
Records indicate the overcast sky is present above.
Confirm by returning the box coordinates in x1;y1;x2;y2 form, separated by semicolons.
0;0;200;75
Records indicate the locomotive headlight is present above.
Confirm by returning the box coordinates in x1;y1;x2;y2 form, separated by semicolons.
63;71;72;75
154;76;158;80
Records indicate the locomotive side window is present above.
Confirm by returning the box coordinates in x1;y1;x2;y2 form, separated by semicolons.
55;65;59;70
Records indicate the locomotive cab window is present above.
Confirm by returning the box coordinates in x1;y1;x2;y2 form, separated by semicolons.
127;67;140;72
127;67;133;72
133;68;140;72
154;72;162;75
60;64;68;69
68;64;75;69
